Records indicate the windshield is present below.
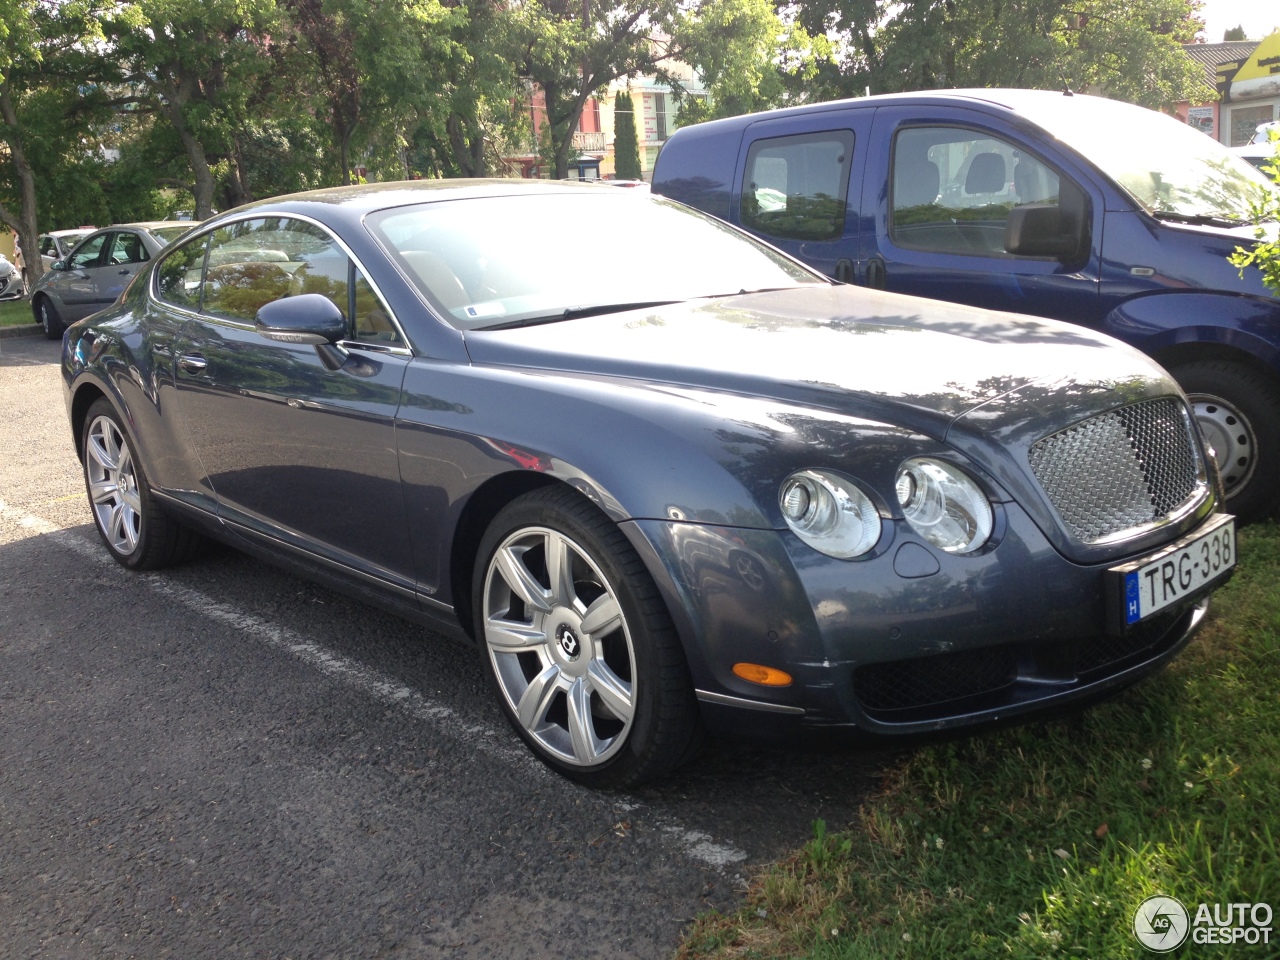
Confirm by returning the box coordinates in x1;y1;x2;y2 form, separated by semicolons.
366;191;822;330
1032;96;1273;222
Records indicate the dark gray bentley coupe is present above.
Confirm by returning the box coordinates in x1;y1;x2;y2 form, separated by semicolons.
62;180;1235;786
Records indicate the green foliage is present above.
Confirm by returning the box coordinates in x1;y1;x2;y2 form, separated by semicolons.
1229;134;1280;296
781;0;1209;110
613;91;641;180
1223;24;1247;41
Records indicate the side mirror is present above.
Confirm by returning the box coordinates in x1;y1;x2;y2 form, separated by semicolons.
52;260;66;271
255;293;346;345
1004;203;1084;260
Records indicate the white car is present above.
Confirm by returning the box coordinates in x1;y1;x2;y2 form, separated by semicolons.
38;228;97;271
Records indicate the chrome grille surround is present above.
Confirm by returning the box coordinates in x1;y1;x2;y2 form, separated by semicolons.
1028;398;1207;544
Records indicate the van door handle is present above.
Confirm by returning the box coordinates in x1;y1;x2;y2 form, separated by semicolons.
866;257;886;290
833;258;855;284
178;353;208;375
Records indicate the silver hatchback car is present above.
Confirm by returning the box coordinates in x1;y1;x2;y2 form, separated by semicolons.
32;221;200;338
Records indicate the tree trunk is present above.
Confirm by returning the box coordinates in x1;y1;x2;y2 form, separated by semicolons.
156;84;218;219
0;83;43;286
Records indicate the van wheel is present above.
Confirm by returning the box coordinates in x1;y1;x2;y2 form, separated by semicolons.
1173;360;1280;523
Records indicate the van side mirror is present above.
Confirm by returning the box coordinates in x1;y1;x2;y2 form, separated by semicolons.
1004;204;1084;260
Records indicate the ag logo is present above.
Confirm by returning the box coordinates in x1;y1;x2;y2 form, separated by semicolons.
1134;895;1190;952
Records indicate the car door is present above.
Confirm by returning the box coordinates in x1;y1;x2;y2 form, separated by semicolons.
170;215;419;601
57;232;113;320
99;230;150;303
860;105;1105;325
731;109;873;282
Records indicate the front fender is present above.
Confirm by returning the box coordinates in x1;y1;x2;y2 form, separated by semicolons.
1103;292;1280;373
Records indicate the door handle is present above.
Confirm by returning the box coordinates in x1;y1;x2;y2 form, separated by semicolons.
178;353;208;375
118;269;132;276
866;257;886;290
833;258;855;284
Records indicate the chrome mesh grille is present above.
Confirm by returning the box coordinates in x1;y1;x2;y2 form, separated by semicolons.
1028;398;1204;543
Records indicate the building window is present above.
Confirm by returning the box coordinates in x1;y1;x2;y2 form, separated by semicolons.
655;94;667;142
1231;105;1274;147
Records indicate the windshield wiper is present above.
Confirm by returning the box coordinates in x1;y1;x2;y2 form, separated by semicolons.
1150;210;1249;227
477;300;682;331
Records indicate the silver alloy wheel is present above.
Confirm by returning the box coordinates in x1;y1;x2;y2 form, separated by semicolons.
482;525;637;767
1188;392;1256;498
86;414;144;555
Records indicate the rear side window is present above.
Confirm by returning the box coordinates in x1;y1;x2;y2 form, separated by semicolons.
740;131;855;242
891;126;1082;258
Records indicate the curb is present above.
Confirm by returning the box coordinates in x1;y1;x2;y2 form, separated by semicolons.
0;323;43;339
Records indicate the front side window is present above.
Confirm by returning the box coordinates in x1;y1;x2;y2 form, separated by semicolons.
155;234;208;310
740;131;854;242
891;126;1082;258
201;218;345;323
69;234;108;269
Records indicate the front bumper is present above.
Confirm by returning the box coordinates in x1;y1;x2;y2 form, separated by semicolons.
627;502;1227;740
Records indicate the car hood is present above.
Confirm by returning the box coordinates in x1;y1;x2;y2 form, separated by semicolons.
463;285;1166;441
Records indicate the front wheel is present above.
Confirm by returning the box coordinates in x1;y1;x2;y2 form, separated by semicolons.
1172;360;1280;523
82;398;205;568
474;486;701;787
37;296;63;340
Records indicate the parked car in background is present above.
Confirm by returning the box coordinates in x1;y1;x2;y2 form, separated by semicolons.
61;181;1235;785
652;89;1280;521
0;252;23;300
39;228;97;271
32;220;202;338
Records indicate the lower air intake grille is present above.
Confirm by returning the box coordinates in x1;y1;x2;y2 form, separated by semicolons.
1028;398;1204;544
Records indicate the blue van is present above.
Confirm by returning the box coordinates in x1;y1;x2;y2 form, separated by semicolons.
651;89;1280;521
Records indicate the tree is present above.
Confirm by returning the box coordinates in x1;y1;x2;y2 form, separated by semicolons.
0;0;113;285
612;90;640;178
107;0;282;218
781;0;1208;111
1223;25;1247;41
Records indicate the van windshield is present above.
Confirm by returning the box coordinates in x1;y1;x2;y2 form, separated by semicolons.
1034;97;1274;223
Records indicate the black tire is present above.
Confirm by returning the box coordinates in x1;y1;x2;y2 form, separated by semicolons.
473;485;701;787
81;397;206;569
37;296;63;340
1172;360;1280;523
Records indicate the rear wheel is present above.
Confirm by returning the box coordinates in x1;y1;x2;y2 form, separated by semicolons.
474;486;700;787
82;398;205;569
1172;360;1280;522
37;296;63;340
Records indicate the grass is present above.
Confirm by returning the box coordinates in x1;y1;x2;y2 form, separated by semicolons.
679;521;1280;960
0;298;35;327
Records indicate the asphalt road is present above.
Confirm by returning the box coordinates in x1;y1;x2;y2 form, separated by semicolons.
0;333;890;959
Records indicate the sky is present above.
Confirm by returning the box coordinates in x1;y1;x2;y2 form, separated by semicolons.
1198;0;1280;42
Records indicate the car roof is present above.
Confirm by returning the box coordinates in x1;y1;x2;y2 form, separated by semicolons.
660;88;1120;138
43;227;96;237
216;178;624;221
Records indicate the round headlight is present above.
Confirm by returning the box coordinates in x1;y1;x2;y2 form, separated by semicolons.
895;458;993;554
778;470;881;559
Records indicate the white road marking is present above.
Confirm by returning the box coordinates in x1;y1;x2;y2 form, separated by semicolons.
0;497;751;870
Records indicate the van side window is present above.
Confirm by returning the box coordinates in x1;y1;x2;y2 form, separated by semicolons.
891;127;1085;258
740;131;854;242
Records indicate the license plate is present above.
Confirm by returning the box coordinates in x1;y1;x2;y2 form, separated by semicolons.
1111;515;1235;627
